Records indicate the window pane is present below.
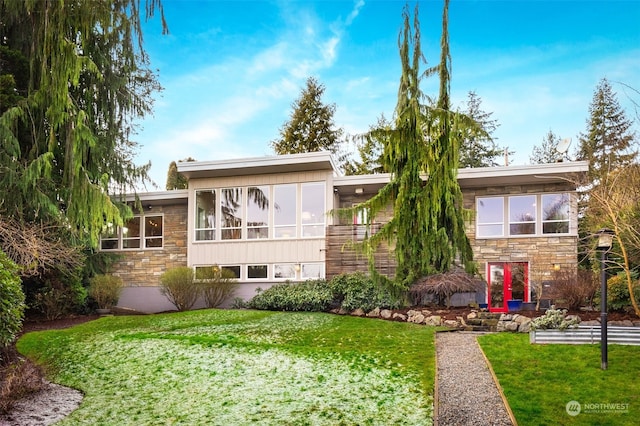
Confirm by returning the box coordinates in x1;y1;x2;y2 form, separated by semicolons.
478;224;503;238
542;193;570;221
274;185;296;238
510;223;536;235
248;265;268;279
477;197;503;224
247;186;269;239
543;221;569;234
301;182;325;237
100;239;118;250
509;195;536;222
144;216;163;248
274;264;296;279
301;263;324;279
221;265;241;279
195;190;216;241
221;188;243;240
123;217;141;248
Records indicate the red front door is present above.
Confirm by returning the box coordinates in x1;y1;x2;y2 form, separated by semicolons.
487;262;528;313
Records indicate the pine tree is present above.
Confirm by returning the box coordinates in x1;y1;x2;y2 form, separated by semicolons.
344;0;474;292
530;130;566;164
0;0;166;246
348;114;390;175
459;91;504;168
577;78;638;179
165;158;194;190
271;77;344;156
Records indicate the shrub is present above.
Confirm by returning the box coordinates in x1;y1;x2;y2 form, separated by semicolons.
0;250;24;348
30;272;88;320
595;272;640;312
160;267;200;311
548;269;598;310
88;274;123;309
248;280;333;311
197;267;238;308
0;346;44;414
329;272;401;312
530;307;580;330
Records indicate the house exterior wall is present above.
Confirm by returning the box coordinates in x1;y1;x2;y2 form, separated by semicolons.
110;203;188;287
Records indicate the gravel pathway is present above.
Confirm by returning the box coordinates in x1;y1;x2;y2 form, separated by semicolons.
435;331;514;426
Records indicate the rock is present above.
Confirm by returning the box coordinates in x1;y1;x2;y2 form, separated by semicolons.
456;316;467;326
338;308;349;315
366;307;381;318
565;315;581;323
500;314;512;321
609;320;634;327
392;313;407;321
518;321;531;333
467;311;478;319
351;308;365;317
407;310;419;318
496;321;506;332
408;313;425;324
505;322;519;332
380;309;392;319
421;310;432;317
425;315;442;326
444;320;460;328
514;315;531;325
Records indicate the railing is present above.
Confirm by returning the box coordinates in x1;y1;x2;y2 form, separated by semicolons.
530;326;640;345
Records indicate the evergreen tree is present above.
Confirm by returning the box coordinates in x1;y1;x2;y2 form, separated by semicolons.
577;78;638;179
530;130;566;164
345;1;474;292
271;77;344;156
0;0;166;247
459;91;504;168
348;114;390;175
165;158;194;190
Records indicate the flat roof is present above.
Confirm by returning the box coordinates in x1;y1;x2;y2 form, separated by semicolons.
178;151;339;179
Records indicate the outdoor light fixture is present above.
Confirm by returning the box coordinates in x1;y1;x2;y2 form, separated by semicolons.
596;228;614;370
553;264;561;272
355;188;364;194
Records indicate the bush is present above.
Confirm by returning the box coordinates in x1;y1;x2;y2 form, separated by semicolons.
29;272;88;320
530;307;580;330
88;274;123;310
548;269;598;310
0;346;44;414
0;250;24;348
248;280;333;312
595;272;640;312
197;267;238;308
160;267;200;311
329;272;401;312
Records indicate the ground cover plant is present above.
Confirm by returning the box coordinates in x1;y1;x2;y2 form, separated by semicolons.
478;333;639;425
17;309;435;425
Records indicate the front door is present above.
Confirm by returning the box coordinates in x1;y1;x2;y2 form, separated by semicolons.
487;262;528;313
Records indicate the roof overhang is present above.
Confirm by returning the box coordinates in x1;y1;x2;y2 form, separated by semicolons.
178;152;340;179
116;190;189;206
333;161;589;194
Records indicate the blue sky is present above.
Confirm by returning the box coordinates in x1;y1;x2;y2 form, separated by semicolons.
136;0;640;189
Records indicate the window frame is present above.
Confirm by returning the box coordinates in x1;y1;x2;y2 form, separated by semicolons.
100;214;164;251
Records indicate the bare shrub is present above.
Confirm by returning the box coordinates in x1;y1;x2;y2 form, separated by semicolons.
547;269;598;310
409;268;485;307
0;346;45;414
197;267;238;308
88;274;123;310
160;267;200;311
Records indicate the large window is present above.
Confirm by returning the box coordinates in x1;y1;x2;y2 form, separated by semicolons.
195;190;216;241
247;186;269;239
274;184;296;238
476;193;571;238
301;182;325;237
100;215;163;250
195;182;326;241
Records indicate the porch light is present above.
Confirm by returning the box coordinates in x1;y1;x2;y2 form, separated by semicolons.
355;188;364;194
553;264;561;272
595;228;614;370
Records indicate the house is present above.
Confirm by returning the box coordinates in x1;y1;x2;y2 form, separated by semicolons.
103;151;589;313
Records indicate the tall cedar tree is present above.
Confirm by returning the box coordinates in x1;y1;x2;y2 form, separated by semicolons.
577;78;638;179
271;77;344;156
530;130;566;164
165;158;194;190
342;1;474;292
459;91;504;168
0;0;166;247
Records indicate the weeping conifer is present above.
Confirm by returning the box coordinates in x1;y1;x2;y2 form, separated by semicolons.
0;0;166;246
341;0;474;292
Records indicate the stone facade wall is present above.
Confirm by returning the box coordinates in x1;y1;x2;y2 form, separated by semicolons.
111;203;188;287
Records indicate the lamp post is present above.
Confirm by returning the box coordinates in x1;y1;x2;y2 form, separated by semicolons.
596;228;614;370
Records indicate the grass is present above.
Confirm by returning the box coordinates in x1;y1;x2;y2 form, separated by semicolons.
17;309;435;425
478;333;640;426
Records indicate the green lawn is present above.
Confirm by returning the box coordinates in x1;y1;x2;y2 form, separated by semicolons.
478;333;640;426
18;310;435;425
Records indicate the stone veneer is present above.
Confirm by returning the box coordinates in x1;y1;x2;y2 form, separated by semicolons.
111;203;188;287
